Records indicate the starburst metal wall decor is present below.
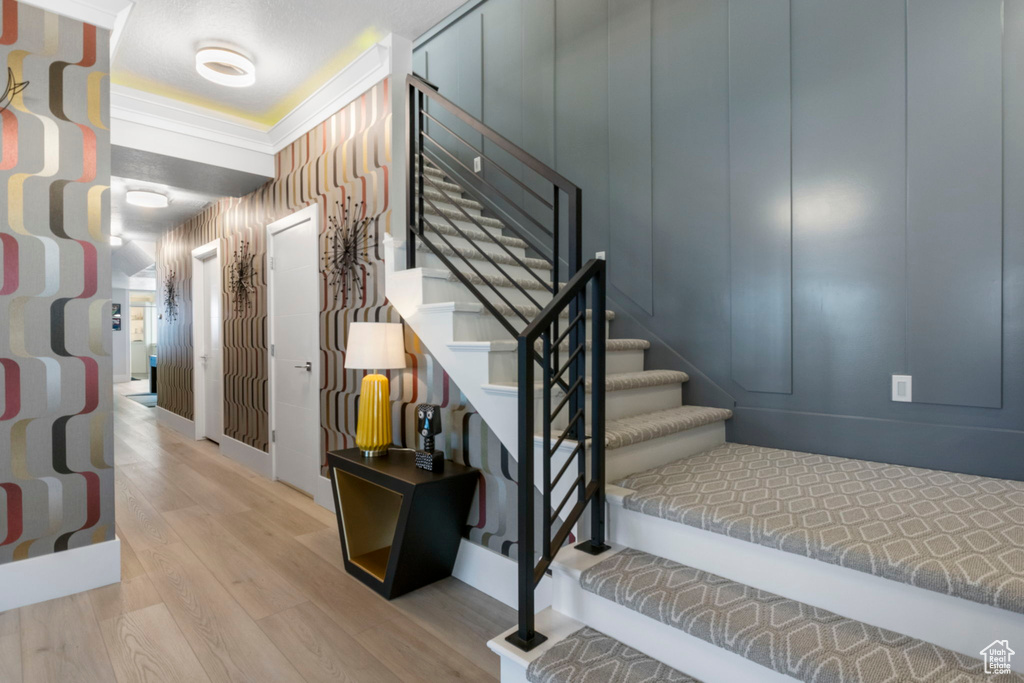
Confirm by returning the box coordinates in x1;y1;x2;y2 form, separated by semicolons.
228;241;257;314
1;67;29;114
324;196;378;306
162;270;179;322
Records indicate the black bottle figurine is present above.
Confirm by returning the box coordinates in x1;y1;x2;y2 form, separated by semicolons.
415;404;444;472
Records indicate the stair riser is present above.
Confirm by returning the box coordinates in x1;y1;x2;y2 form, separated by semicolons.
487;349;645;383
417;233;528;260
605;501;1024;671
451;312;611;343
418;250;551;284
421;276;553;309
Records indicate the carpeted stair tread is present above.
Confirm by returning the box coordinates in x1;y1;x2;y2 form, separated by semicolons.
426;177;465;195
422;187;485;212
447;270;561;293
423;165;448;180
585;369;688;393
417;241;552;271
425;202;505;230
614;443;1024;615
527;626;700;683
605;406;733;450
481;303;616;321
581;548;1020;683
425;220;529;249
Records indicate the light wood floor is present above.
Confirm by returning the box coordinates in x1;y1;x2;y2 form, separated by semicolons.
1;380;515;682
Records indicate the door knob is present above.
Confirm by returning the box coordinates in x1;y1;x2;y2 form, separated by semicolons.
294;362;312;372
201;355;209;361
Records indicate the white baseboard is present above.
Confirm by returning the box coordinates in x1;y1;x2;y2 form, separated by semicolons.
0;538;121;612
219;435;272;479
452;538;551;612
156;407;195;439
114;374;133;384
311;472;549;613
314;474;335;513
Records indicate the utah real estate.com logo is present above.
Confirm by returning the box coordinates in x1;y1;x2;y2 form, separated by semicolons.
981;640;1015;675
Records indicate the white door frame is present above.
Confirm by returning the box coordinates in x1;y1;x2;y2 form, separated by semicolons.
266;204;321;483
191;240;223;442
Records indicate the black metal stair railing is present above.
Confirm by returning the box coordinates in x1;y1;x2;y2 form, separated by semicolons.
406;74;610;651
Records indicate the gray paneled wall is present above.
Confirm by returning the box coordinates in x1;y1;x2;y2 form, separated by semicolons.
415;0;1024;478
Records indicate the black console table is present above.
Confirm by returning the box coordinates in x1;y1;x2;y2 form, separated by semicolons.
326;447;478;599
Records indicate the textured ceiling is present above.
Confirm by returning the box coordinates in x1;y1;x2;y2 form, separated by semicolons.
112;176;221;242
112;0;465;126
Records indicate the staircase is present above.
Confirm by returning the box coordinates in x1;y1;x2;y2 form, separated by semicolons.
391;76;1024;682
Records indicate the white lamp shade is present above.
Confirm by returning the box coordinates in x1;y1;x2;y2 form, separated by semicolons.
345;322;407;370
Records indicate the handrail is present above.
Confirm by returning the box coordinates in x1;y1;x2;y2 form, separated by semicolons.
406;74;609;652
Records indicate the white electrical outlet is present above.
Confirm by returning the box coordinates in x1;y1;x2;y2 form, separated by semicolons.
892;375;912;402
473;156;482;173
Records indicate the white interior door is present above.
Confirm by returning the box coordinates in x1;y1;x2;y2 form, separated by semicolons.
202;253;223;443
269;207;320;495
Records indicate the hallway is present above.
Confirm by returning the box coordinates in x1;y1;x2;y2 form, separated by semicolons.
0;381;513;683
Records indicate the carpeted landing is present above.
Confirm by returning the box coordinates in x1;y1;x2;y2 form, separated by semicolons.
616;443;1024;614
579;548;1022;683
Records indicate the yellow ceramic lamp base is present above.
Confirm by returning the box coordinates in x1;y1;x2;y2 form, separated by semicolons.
355;373;392;456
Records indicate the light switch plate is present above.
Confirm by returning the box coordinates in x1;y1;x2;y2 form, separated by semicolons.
473;156;482;173
892;375;912;402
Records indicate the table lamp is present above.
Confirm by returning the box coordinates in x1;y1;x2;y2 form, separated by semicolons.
345;322;407;456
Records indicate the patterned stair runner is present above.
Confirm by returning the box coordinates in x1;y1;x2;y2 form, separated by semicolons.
582;548;1022;683
527;626;700;683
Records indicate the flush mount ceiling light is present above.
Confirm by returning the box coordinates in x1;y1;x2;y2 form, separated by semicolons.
196;47;255;87
126;190;169;208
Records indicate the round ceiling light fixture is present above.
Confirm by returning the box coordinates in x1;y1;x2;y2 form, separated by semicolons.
196;47;255;87
126;190;169;208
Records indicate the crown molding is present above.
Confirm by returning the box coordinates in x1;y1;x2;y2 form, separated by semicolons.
18;0;133;33
266;38;391;152
109;35;403;176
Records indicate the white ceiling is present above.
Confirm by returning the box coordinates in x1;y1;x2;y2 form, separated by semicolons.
111;176;221;242
112;0;464;125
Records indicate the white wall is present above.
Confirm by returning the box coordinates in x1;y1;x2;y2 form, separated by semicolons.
112;287;131;382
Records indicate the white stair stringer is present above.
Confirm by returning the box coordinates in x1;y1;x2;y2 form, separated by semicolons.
604;484;1024;671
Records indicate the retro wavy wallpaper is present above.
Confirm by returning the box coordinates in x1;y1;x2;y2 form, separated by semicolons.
156;79;522;557
0;0;114;566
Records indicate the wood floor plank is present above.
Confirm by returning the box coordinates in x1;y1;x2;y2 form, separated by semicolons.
0;632;21;683
354;613;497;682
117;526;148;581
88;574;163;622
390;577;512;678
0;609;17;637
119;462;198;512
294;528;345;571
114;474;182;552
20;592;117;683
140;542;303;683
152;459;251;517
257;602;401;683
100;603;211;683
167;445;327;537
0;610;20;683
164;506;305;621
216;509;399;636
